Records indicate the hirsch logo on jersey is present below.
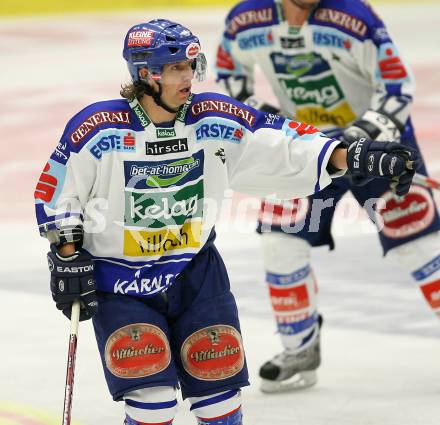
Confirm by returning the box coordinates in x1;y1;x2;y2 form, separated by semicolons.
313;30;352;50
125;180;203;228
195;118;244;143
227;7;273;37
123;221;202;257
127;30;154;47
280;36;305;49
191;100;256;127
313;8;367;38
146;138;188;155
181;325;244;381
237;29;273;50
87;130;137;159
70;111;131;144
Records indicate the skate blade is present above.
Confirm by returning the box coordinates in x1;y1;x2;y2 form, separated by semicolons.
260;371;317;394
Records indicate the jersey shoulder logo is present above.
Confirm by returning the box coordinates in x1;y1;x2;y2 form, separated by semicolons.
312;7;368;38
227;5;275;38
70;110;132;144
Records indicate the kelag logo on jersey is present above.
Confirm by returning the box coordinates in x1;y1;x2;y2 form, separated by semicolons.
272;52;356;128
124;150;203;189
87;129;136;159
123;151;204;257
312;30;352;50
237;28;273;50
125;180;204;228
195;118;244;144
156;128;176;138
282;74;344;109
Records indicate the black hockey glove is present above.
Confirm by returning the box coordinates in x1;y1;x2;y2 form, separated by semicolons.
346;138;420;196
47;245;98;321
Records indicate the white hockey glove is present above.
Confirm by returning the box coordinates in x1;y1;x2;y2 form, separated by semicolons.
343;109;402;144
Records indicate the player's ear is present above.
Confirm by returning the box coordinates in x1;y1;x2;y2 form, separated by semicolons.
138;67;149;80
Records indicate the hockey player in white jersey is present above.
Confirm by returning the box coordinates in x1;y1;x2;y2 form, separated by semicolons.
35;18;417;424
216;0;440;393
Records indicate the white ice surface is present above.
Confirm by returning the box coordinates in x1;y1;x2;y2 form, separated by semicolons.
1;223;440;424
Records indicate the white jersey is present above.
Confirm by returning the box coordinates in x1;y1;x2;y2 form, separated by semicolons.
216;0;415;140
34;92;342;297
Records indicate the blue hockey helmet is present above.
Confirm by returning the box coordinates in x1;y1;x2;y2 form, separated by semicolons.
123;19;207;83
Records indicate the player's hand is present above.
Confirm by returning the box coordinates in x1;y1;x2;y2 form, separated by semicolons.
47;246;98;321
346;138;420;196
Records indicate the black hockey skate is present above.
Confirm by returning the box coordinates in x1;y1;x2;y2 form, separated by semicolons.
259;332;321;393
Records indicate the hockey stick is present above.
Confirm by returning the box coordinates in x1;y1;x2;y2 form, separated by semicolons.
62;299;80;425
414;174;440;191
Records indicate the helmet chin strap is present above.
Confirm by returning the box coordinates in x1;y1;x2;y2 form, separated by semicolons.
141;79;179;114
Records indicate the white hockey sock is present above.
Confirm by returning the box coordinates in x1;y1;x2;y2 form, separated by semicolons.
189;389;242;424
124;386;177;425
389;232;440;319
261;233;318;352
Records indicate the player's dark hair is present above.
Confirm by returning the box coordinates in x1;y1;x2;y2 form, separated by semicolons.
120;81;147;101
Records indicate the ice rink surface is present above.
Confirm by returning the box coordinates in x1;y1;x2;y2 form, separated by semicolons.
1;4;440;424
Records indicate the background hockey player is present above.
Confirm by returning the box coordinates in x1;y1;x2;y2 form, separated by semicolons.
35;18;418;424
215;0;440;393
